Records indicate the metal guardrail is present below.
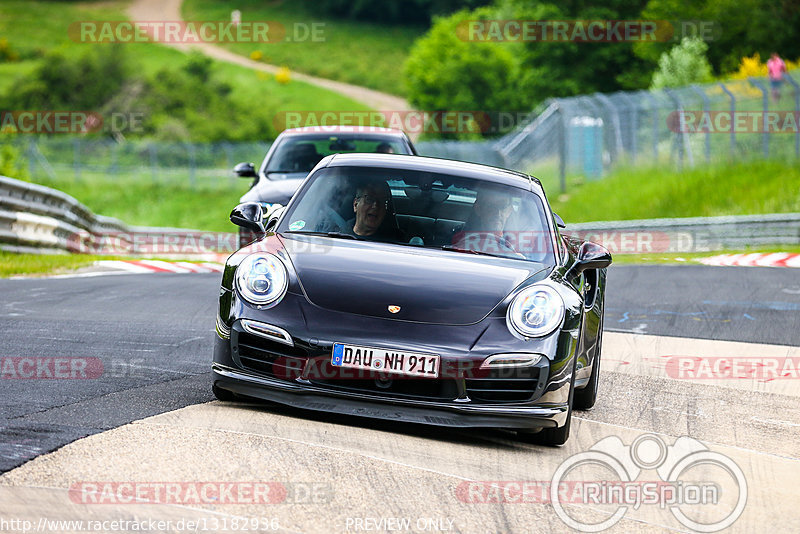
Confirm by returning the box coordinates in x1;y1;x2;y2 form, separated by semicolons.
0;174;130;253
563;213;800;254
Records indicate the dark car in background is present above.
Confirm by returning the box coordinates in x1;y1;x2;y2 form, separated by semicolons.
214;154;611;445
234;126;416;245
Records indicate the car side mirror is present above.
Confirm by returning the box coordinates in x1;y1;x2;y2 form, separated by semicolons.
233;162;257;178
553;213;566;229
230;202;265;233
264;205;285;232
567;242;612;279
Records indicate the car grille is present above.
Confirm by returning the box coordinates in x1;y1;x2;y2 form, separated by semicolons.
236;332;308;381
307;359;459;402
465;365;543;403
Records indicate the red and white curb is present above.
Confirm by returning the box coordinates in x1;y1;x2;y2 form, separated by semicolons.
699;253;800;268
96;260;224;274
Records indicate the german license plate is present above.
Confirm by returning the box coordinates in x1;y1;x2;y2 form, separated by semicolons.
331;343;440;378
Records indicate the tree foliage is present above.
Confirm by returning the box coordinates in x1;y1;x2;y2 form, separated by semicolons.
301;0;492;23
0;48;271;142
650;37;713;89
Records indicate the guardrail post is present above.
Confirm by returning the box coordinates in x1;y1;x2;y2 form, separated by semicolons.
783;73;800;158
690;84;711;163
718;82;737;159
748;77;770;158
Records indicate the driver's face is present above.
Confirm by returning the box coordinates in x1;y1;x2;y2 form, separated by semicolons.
353;185;389;236
476;196;513;230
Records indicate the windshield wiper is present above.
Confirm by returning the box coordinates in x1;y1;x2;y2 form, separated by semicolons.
441;245;506;258
285;231;359;240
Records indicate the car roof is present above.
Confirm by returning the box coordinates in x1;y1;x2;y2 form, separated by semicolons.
324;153;543;193
281;126;408;137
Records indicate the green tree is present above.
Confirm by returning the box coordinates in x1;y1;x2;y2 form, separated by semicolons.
404;8;525;137
637;0;800;75
650;37;713;89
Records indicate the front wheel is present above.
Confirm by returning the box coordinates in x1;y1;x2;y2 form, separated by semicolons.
212;383;237;402
518;411;572;446
574;310;604;411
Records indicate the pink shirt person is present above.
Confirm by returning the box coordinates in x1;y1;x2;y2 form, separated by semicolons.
767;54;787;81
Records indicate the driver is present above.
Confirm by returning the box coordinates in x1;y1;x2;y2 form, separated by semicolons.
352;182;391;236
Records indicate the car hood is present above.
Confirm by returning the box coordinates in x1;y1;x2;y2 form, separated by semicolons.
281;234;551;325
239;174;306;204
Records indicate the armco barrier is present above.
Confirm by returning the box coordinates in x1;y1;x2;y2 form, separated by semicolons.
2;174;799;256
0;175;127;252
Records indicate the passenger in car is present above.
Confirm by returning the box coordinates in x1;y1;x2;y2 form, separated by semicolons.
452;189;521;256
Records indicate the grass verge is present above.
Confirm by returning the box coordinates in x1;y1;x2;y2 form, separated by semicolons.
0;0;371;140
548;159;800;223
0;251;129;277
182;0;425;97
610;246;800;265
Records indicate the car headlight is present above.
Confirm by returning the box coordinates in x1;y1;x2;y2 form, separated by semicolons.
507;283;565;338
235;253;288;306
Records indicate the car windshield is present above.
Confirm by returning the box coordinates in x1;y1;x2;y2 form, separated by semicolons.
277;166;557;265
264;134;409;176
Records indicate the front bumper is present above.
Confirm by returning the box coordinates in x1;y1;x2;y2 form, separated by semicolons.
212;310;577;429
213;363;568;429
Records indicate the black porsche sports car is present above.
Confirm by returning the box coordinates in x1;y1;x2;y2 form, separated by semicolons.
213;154;610;445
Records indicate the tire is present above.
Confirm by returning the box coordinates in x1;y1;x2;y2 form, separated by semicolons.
574;311;603;411
518;354;577;447
212;383;238;402
519;409;572;446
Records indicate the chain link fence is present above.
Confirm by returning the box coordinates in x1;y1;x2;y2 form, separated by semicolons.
5;73;798;192
494;73;800;192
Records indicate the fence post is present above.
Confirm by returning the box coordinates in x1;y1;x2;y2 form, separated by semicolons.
149;143;157;183
592;93;624;165
783;73;800;158
556;105;566;194
616;92;638;163
27;139;36;177
73;138;81;181
188;142;196;189
690;84;711;163
718;82;737;159
748;77;770;158
664;88;691;169
640;91;660;162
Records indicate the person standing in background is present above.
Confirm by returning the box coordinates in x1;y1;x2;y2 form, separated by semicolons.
767;53;787;101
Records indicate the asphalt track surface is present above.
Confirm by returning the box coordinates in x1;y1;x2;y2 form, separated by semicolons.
1;265;799;532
